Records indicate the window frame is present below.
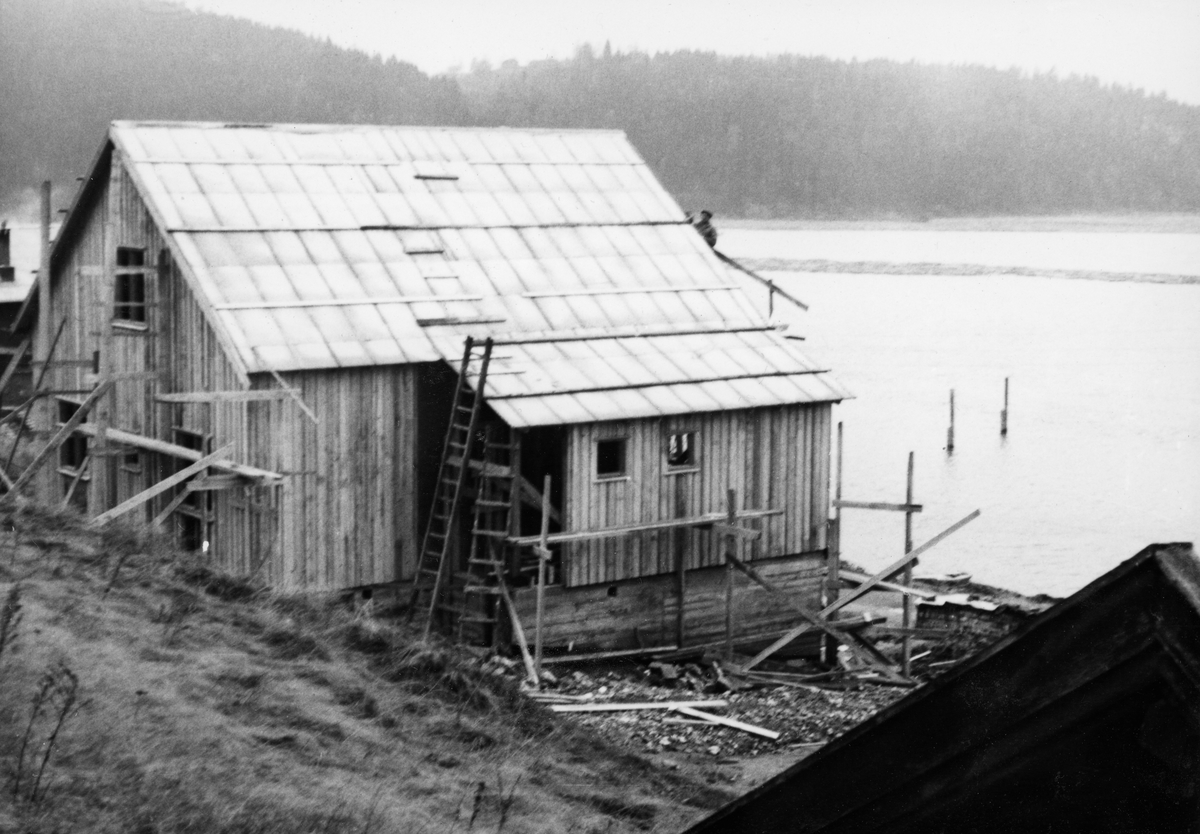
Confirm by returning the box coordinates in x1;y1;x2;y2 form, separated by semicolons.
113;246;149;329
594;437;629;482
665;429;700;474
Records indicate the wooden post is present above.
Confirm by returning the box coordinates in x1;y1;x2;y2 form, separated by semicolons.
947;389;955;453
901;452;915;677
767;280;775;317
674;481;687;647
724;488;736;660
534;473;551;677
36;183;52;487
1001;377;1009;436
827;421;844;664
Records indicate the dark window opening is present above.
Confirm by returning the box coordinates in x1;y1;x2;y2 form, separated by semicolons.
57;400;88;471
596;438;627;479
667;431;696;468
179;515;205;552
122;449;141;473
114;247;147;324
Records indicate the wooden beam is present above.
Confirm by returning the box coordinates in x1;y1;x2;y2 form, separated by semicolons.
726;553;905;680
90;443;234;525
72;425;282;484
269;369;318;426
834;500;924;513
832;510;982;613
712;522;762;541
714;250;809;311
86;371;160;384
494;569;538;686
60;456;89;508
742;510;982;670
156;389;300;403
508;508;783;546
5;380;114;498
534;473;551;677
673;705;781;740
0;336;30;400
213;294;483;310
540;645;678;664
152;488;193;527
186;474;243;491
521;284;737;298
519;474;562;525
489;369;831;402
550;700;729;714
840;569;938;599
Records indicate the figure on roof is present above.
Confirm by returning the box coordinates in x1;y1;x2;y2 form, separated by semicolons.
688;209;718;248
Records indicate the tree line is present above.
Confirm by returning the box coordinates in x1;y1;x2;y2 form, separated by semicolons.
3;0;1198;219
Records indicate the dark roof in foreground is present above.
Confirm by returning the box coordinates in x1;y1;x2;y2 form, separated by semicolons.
686;542;1200;834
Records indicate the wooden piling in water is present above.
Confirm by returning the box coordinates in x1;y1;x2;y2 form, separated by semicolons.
902;452;915;677
1001;377;1009;436
947;389;955;453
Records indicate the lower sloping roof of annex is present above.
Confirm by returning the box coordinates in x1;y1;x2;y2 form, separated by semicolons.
456;327;851;427
53;121;849;422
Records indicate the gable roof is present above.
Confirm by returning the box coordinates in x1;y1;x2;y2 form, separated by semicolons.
89;121;848;425
685;542;1200;833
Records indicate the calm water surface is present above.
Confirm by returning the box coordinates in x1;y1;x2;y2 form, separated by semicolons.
724;228;1200;597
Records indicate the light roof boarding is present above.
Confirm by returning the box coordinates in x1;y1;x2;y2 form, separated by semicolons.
99;121;849;425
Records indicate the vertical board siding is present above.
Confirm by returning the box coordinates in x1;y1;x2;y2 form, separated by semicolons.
48;152;422;591
563;404;832;588
250;365;419;590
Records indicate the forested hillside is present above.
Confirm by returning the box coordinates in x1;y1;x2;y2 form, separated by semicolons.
4;0;1200;219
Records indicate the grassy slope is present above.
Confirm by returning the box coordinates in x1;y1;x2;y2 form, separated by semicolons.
0;505;726;833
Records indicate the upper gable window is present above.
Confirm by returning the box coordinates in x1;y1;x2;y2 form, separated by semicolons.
114;247;147;325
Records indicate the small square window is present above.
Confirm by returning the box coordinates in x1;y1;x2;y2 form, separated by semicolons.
122;449;141;473
596;438;627;479
667;431;696;468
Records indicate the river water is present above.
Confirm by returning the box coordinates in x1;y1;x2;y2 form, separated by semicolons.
723;226;1200;597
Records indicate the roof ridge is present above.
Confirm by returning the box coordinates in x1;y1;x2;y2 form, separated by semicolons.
110;120;629;136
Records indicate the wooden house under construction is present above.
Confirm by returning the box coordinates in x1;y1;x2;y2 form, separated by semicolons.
27;121;850;651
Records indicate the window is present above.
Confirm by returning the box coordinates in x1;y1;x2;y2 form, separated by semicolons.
114;247;147;324
667;431;697;469
596;438;627;479
121;450;142;474
57;400;88;471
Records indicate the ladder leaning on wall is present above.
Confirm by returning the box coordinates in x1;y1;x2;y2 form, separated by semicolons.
408;336;494;638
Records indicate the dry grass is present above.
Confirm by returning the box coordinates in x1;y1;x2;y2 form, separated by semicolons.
0;503;728;833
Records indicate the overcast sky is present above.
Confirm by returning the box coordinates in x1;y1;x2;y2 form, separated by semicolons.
179;0;1200;105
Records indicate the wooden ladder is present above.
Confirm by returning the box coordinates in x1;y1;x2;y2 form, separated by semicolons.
455;425;518;645
410;336;494;637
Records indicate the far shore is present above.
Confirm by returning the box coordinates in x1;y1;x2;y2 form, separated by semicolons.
721;213;1200;234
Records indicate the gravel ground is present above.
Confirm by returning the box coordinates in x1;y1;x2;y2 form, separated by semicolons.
543;664;908;758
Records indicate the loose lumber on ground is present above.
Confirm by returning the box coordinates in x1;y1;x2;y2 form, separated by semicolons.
540;645;679;664
549;700;729;713
672;706;780;740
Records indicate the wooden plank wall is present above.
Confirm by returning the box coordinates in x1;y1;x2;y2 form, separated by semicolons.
46;151;431;591
514;551;827;651
562;404;832;587
248;365;420;589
